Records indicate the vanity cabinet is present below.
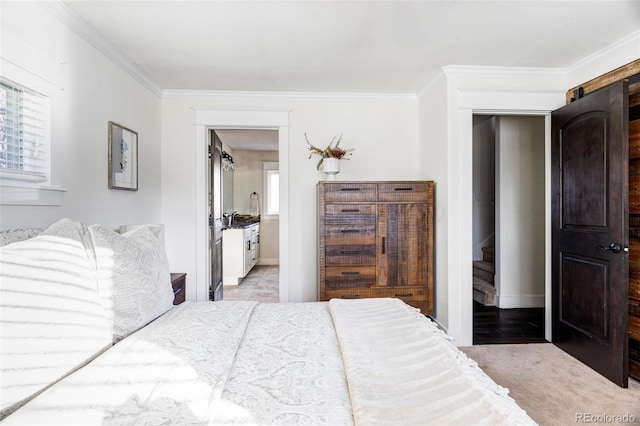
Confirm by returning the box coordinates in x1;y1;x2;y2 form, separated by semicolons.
318;181;434;314
223;223;260;285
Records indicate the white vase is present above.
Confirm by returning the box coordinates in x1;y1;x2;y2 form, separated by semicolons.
322;158;340;180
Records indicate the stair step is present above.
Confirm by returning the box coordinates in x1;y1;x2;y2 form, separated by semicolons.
482;246;495;263
473;260;495;284
473;260;494;273
473;277;496;306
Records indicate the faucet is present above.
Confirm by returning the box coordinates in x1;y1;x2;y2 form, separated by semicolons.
229;211;238;226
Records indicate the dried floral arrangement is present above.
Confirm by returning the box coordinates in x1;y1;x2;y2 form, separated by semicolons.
305;132;354;170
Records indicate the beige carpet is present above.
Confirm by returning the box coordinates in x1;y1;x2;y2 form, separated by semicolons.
460;344;640;426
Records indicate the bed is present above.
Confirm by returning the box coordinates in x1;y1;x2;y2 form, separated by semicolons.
0;219;535;425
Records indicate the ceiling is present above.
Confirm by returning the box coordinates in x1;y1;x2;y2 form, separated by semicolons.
59;1;639;151
62;0;640;94
214;129;278;151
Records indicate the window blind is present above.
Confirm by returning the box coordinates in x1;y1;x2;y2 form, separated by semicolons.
0;80;48;181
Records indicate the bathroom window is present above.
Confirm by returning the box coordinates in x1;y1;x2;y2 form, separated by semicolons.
263;162;279;217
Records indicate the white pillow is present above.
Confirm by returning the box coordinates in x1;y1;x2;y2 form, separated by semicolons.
85;225;174;340
0;218;112;416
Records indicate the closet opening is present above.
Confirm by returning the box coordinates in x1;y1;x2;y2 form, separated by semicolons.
471;114;547;344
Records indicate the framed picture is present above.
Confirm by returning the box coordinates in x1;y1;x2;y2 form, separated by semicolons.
108;121;138;190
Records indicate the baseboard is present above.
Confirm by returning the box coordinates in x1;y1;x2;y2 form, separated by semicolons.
258;258;279;266
497;294;545;309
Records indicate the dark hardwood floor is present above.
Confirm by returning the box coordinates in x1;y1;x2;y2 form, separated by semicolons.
473;301;547;345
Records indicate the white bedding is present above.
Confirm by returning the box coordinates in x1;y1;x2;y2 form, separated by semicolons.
2;300;535;425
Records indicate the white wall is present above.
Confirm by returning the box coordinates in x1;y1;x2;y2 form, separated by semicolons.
0;2;162;230
161;93;420;303
495;116;545;308
418;75;449;329
472;116;496;260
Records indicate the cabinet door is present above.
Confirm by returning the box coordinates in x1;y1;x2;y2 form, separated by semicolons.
377;203;429;287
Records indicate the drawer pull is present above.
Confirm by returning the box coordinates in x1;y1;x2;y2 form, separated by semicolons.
341;271;360;275
395;293;414;298
341;209;360;212
341;295;360;299
340;188;361;191
340;229;360;233
341;250;365;255
382;237;386;254
394;187;414;191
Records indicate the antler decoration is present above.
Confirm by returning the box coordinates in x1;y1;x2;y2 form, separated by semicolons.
305;132;354;170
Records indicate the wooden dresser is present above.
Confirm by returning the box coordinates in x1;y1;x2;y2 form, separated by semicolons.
317;181;434;314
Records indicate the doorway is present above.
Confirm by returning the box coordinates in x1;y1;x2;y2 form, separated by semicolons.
472;114;547;344
211;129;280;302
193;108;289;303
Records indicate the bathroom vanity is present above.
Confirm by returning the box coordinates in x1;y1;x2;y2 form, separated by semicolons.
222;220;260;285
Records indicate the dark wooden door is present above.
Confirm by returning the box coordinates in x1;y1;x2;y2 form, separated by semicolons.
210;132;223;301
551;81;629;387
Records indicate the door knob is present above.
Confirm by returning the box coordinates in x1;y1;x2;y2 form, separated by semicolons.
598;243;622;254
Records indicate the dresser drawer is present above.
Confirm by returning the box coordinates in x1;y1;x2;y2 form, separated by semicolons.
325;223;376;245
325;245;376;266
326;204;375;215
323;288;372;301
378;182;431;202
372;287;428;312
323;183;377;203
325;266;376;288
325;213;376;226
371;286;427;301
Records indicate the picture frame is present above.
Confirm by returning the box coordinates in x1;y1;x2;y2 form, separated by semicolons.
108;121;138;190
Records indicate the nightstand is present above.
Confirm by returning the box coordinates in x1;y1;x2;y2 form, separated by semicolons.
170;273;186;305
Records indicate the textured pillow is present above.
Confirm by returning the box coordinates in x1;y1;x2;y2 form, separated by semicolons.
0;227;44;247
85;225;174;340
0;218;112;417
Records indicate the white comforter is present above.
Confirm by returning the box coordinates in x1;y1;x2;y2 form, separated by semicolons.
3;300;535;425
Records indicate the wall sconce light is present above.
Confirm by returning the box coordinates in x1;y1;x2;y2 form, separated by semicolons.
222;151;235;171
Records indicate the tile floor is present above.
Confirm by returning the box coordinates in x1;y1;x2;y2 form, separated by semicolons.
223;265;279;302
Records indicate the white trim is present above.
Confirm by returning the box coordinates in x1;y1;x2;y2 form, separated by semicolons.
193;108;290;303
257;258;279;266
40;1;162;97
0;185;65;206
566;29;640;89
449;87;563;346
443;65;566;79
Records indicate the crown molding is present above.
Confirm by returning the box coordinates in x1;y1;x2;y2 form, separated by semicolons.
40;1;163;97
417;70;446;99
566;29;640;88
441;65;565;79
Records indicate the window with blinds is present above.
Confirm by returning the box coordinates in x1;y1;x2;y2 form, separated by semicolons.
0;79;49;183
